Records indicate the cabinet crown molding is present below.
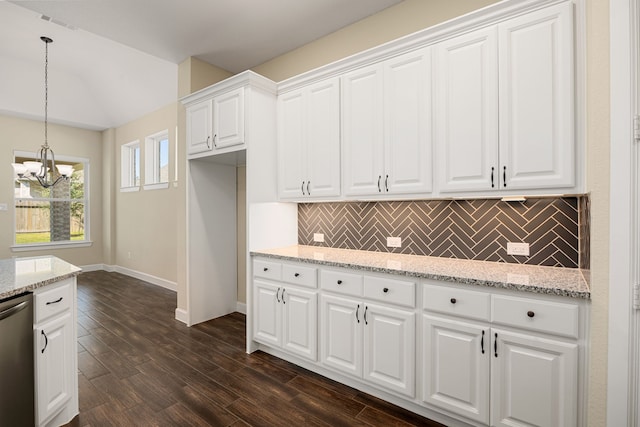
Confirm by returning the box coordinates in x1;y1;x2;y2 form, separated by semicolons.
180;70;276;107
277;0;572;94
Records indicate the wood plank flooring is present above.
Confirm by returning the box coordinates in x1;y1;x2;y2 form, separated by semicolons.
75;271;445;426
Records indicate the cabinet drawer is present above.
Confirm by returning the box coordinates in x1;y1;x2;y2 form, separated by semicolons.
364;276;415;308
320;269;363;297
492;295;579;338
282;263;317;288
34;280;73;324
423;283;490;321
253;259;282;281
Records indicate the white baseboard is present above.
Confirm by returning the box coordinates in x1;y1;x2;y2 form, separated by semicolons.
236;302;247;315
113;266;177;292
175;308;189;325
78;263;176;292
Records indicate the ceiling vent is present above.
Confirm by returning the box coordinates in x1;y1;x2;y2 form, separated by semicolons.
40;14;77;30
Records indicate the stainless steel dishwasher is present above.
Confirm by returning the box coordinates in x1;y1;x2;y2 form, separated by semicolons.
0;292;34;426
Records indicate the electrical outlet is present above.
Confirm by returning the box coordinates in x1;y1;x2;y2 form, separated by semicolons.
387;237;401;248
127;251;132;259
507;242;530;256
313;233;325;243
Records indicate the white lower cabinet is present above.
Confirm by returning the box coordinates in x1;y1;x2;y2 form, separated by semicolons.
491;329;578;427
423;314;490;424
252;259;586;426
33;278;78;427
319;273;416;398
422;281;581;426
253;261;318;361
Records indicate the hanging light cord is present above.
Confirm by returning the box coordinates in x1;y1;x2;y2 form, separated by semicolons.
43;36;48;150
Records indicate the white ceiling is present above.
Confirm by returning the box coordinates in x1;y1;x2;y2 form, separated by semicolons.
0;0;402;130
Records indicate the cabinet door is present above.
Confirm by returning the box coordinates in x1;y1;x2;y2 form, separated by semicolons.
320;294;363;377
491;329;578;427
253;280;282;348
213;87;245;149
186;100;213;155
435;27;499;192
498;3;574;190
282;287;317;361
306;78;341;198
384;48;433;194
342;64;384;196
277;90;306;198
35;312;74;425
422;314;490;425
363;303;415;397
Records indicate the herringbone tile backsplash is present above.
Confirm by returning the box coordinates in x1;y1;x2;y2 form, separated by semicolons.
299;197;589;269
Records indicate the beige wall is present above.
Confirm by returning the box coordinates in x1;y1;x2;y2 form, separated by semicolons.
178;57;233;98
253;0;499;81
113;103;179;282
585;1;610;425
0;114;104;266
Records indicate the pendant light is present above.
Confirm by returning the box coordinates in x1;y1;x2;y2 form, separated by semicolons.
12;36;73;188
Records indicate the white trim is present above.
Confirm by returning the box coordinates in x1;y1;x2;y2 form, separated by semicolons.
119;186;140;193
11;240;93;252
236;302;247;315
175;308;189;325
112;265;177;292
608;0;635;425
142;183;169;191
77;264;103;272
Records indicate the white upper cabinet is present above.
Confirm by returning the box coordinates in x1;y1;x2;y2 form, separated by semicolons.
498;3;574;190
212;87;245;149
343;47;432;197
186;100;213;155
278;77;341;199
436;2;575;194
435;27;499;192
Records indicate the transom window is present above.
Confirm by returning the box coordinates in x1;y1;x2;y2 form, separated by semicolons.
144;130;169;190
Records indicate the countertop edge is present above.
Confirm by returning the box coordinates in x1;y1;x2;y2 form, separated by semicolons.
250;250;591;300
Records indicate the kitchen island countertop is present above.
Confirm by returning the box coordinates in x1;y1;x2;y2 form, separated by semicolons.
251;245;590;299
0;255;81;300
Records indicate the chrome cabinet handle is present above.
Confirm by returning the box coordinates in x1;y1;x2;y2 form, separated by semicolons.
276;288;281;303
301;181;306;196
377;175;381;192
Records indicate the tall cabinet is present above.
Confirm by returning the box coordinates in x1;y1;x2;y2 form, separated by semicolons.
278;77;341;199
181;71;292;327
436;2;574;193
342;47;433;197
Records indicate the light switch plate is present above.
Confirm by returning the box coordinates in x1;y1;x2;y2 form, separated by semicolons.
0;203;7;211
507;242;530;256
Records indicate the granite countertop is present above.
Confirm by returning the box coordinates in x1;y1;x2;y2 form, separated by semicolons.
0;256;82;300
251;245;591;299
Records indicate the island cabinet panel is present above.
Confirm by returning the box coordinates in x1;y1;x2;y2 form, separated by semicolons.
33;276;78;427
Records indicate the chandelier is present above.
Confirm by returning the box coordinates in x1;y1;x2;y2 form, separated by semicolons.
12;36;73;188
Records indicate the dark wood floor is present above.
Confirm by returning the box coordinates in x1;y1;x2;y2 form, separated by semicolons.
75;271;444;426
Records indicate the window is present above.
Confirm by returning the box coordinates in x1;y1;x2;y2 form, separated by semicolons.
144;130;169;190
121;140;140;191
13;152;89;249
